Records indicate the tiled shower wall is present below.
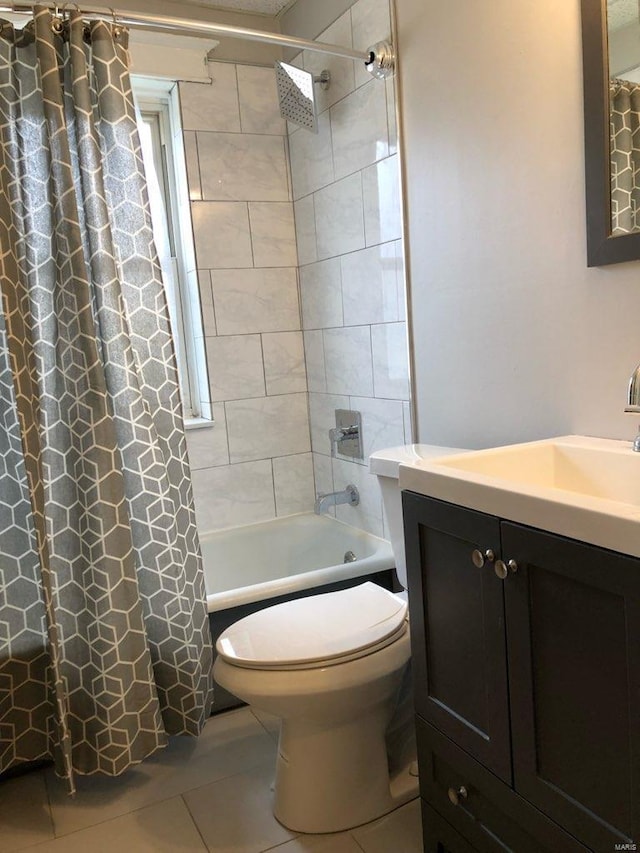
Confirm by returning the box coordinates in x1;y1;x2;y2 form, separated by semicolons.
179;65;315;532
178;0;411;538
291;0;411;537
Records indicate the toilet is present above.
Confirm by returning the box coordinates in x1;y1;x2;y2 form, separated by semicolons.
213;444;463;834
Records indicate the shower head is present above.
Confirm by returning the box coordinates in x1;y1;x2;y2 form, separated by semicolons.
274;61;330;133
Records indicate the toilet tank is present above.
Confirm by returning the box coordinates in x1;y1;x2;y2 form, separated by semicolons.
369;445;466;590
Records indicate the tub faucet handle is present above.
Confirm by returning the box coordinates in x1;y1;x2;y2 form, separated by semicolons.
329;409;363;460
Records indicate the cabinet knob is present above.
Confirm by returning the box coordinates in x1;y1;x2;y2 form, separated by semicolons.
471;548;495;568
494;560;508;579
447;785;468;806
495;559;518;579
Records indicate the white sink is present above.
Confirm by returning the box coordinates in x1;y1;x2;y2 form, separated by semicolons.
399;435;640;557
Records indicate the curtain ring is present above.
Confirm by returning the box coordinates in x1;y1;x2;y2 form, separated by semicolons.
50;3;64;33
109;7;122;39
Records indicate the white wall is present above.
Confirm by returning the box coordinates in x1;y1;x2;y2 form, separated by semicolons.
396;0;640;450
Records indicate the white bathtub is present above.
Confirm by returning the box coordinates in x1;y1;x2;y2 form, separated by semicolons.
201;513;395;613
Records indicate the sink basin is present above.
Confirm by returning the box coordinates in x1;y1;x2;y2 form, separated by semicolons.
399;435;640;558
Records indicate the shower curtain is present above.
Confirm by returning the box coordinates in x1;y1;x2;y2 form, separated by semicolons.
0;7;212;791
610;79;640;235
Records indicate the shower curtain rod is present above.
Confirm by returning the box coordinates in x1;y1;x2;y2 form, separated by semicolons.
0;2;372;63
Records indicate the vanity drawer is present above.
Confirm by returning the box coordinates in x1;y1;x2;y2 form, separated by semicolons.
421;801;478;853
417;716;588;853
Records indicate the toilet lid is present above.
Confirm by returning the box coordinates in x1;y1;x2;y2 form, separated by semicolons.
216;582;408;670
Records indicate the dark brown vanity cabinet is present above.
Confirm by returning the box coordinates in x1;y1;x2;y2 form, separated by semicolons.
402;491;640;853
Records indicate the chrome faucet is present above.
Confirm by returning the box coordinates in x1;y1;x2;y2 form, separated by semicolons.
314;484;359;514
625;362;640;451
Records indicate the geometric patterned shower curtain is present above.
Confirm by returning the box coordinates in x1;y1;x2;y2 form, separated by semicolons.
610;78;640;235
0;6;212;792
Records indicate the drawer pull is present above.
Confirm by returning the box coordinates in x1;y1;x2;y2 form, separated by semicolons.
447;785;468;806
471;549;495;568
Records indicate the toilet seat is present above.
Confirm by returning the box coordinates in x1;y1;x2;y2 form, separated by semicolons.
216;582;408;671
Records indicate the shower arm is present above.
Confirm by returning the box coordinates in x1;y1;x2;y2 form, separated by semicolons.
0;2;395;76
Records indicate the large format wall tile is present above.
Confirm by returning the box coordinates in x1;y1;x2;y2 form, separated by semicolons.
291;0;410;543
331;456;384;537
396;239;407;320
197;270;216;335
186;404;230;469
300;257;343;330
237;65;285;135
341;242;401;326
386;78;398;156
293;195;317;265
371;322;410;400
206;334;266;402
248;202;297;267
226;393;310;463
184;131;201;201
198;132;289;202
288;112;334;200
303;330;327;392
272;453;315;516
324;326;374;397
192;201;252;269
303;11;355;113
403;401;413;444
211;268;300;335
313;452;334;508
331;81;389;180
179;68;240;133
191;460;275;532
262;331;307;395
315;173;365;259
185;14;408;540
183;60;314;532
349;396;405;462
362;155;402;246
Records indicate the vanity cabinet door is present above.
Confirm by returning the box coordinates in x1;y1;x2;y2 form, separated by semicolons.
502;522;640;852
403;492;511;784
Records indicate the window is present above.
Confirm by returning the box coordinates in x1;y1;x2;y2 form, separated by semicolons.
132;76;209;424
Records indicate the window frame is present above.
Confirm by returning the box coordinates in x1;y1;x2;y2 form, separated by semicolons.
132;75;210;425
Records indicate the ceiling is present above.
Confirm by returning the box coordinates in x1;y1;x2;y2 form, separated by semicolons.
180;0;293;16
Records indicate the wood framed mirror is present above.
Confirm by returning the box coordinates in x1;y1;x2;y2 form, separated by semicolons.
582;0;640;265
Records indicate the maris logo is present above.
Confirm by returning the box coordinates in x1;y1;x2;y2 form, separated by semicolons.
614;844;637;851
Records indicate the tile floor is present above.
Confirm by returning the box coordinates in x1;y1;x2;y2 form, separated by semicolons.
0;707;423;853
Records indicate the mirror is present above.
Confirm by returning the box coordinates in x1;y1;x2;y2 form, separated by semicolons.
581;0;640;265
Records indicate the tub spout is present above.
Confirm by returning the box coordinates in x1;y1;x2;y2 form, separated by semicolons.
314;484;359;515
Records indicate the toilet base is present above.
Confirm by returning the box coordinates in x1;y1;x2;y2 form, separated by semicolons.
212;624;415;834
272;708;418;834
